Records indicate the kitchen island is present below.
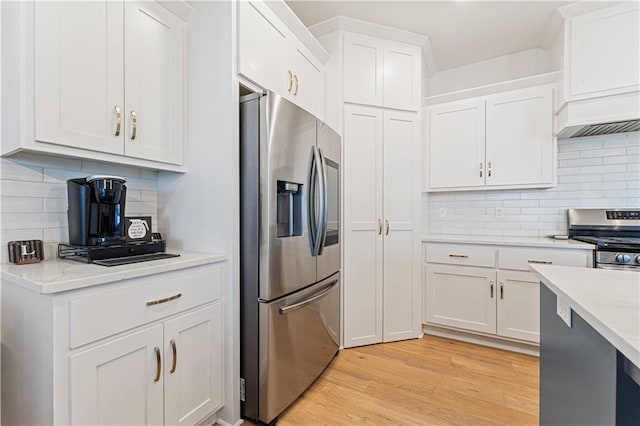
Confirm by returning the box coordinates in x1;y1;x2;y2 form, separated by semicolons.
531;265;640;425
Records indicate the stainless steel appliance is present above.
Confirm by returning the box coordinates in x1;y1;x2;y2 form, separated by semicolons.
240;91;341;424
568;208;640;271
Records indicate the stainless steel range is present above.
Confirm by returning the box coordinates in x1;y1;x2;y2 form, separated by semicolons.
568;208;640;271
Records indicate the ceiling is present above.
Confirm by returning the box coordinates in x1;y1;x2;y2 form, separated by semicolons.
285;1;574;71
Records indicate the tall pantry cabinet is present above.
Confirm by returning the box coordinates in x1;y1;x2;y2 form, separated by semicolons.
316;22;423;348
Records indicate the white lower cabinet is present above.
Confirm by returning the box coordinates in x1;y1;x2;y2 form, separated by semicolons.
423;242;592;346
1;263;225;426
425;264;496;335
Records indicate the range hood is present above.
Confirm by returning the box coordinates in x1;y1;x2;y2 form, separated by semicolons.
556;90;640;139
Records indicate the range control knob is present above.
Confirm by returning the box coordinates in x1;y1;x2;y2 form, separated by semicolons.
636;255;640;264
615;254;632;264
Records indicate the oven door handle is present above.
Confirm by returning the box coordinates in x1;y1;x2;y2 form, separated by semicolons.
279;280;338;315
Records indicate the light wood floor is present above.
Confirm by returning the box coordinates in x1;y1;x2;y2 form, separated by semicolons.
247;335;539;425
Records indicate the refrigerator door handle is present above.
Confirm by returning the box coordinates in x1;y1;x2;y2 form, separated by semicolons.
316;148;328;256
307;146;323;256
278;280;339;315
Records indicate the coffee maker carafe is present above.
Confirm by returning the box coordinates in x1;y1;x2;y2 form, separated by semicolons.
67;176;127;246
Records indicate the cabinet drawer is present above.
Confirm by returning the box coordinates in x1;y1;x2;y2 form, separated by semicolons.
498;247;589;271
425;243;496;268
69;265;222;348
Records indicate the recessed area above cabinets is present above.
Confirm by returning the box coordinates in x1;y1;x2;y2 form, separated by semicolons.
425;85;555;192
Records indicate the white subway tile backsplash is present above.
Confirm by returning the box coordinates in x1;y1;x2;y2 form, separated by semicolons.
426;132;640;237
1;157;158;260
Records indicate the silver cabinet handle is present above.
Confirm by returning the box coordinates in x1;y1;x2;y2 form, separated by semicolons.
479;162;483;178
490;282;494;298
488;161;492;177
293;74;299;95
169;339;177;374
130;111;137;140
500;283;504;300
287;70;293;92
377;219;382;235
146;293;182;306
528;260;552;264
279;280;338;315
385;219;390;235
448;254;469;259
153;346;161;382
114;105;122;136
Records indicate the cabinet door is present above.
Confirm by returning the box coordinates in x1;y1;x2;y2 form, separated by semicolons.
343;105;384;348
164;303;223;425
428;98;485;189
425;264;496;334
34;1;124;154
124;1;185;165
343;33;384;107
383;41;421;111
70;324;164;425
497;270;540;343
485;86;553;186
382;110;421;342
237;1;288;95
569;2;640;98
290;42;323;117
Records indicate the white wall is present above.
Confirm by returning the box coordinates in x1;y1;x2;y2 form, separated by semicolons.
425;132;640;236
428;48;549;95
157;1;240;424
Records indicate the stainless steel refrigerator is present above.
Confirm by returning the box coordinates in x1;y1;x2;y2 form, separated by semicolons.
240;91;341;425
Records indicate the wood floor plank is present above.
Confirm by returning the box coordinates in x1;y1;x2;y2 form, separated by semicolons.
242;335;539;425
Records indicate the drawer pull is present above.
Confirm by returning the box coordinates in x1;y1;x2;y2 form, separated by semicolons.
169;339;177;374
153;346;161;382
146;293;182;306
490;282;494;298
449;254;469;259
528;260;552;265
500;283;504;300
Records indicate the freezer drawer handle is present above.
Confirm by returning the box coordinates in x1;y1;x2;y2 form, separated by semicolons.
278;280;338;315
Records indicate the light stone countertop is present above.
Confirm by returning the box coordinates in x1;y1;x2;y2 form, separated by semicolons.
531;264;640;368
422;234;595;250
1;251;227;294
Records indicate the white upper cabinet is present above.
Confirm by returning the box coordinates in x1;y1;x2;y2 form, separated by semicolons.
124;1;186;165
383;41;421;111
4;1;189;171
567;2;640;99
34;1;125;155
238;1;289;95
237;0;326;118
343;33;384;107
426;85;554;192
485;86;553;187
428;98;485;189
343;33;421;111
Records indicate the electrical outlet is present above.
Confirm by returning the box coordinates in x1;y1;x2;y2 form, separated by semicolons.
557;297;572;327
495;207;504;218
438;208;446;218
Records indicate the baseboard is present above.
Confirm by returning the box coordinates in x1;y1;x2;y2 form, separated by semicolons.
422;324;540;357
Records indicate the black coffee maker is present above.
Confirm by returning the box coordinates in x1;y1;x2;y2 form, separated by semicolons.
67;176;127;246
